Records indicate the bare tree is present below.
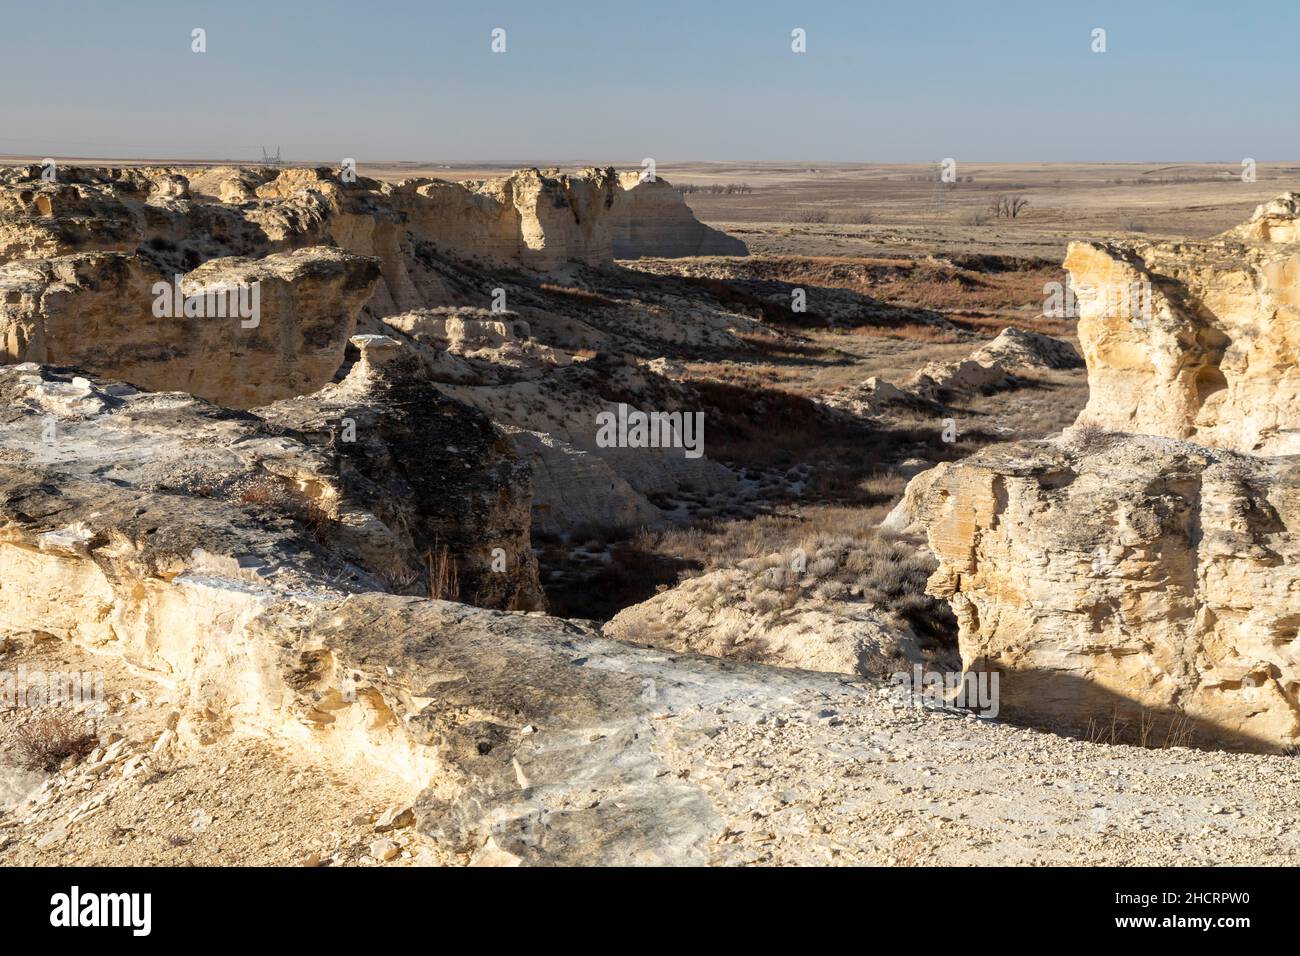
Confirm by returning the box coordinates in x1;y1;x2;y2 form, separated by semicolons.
990;194;1030;219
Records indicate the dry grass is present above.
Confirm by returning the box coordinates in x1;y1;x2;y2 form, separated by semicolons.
538;283;622;308
1085;707;1198;749
237;477;278;506
656;254;1071;342
233;476;334;542
847;322;962;343
426;545;460;602
9;714;97;771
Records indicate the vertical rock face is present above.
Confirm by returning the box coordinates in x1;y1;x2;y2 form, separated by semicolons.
910;436;1300;750
612;173;749;258
0;248;379;408
912;194;1300;751
258;335;545;611
1066;220;1300;455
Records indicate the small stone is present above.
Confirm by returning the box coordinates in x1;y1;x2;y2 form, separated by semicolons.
369;839;400;861
374;805;414;832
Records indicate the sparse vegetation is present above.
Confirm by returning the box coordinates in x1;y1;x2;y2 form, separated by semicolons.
426;545;460;602
234;476;334;541
990;194;1030;219
1086;708;1197;749
9;714;97;771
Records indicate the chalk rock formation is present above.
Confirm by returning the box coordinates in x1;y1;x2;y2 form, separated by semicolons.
910;433;1300;750
438;352;737;532
0;361;901;866
1220;192;1300;244
910;196;1300;750
0;164;749;380
969;326;1084;372
824;326;1080;418
0;248;378;408
606;565;952;681
504;427;664;535
258;335;544;610
0;355;541;613
1065;208;1300;455
612;173;748;258
382;308;571;381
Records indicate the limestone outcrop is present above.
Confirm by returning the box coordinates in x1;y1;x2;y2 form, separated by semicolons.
0;360;911;865
0;248;378;408
0;165;744;306
259;335;544;610
823;326;1081;418
910;432;1300;750
605;544;956;681
437;352;738;532
1065;205;1300;455
0;354;541;613
612;173;749;258
910;195;1300;750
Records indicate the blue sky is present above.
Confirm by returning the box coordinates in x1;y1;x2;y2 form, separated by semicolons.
0;0;1295;162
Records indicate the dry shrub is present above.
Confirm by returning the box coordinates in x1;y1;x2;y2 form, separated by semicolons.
235;476;333;541
296;498;332;539
1069;421;1114;453
378;558;422;593
628;512;955;645
784;209;830;223
10;714;97;771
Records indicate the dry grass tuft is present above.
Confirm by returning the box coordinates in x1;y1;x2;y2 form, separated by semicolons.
426;545;460;602
1085;707;1197;749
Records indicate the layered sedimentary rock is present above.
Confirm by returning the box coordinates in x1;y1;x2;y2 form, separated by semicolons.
1066;205;1300;455
259;335;544;610
0;247;378;408
0;165;743;303
910;433;1300;750
911;195;1300;750
605;563;951;681
0;353;541;613
0;360;883;866
612;173;749;258
438;352;737;532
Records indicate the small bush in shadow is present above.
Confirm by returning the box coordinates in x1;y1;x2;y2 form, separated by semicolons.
10;715;97;772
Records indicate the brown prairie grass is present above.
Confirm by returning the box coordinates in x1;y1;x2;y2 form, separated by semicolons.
538;283;622;308
847;322;962;343
426;545;460;602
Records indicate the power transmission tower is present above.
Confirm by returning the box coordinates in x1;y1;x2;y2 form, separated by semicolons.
260;146;283;167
